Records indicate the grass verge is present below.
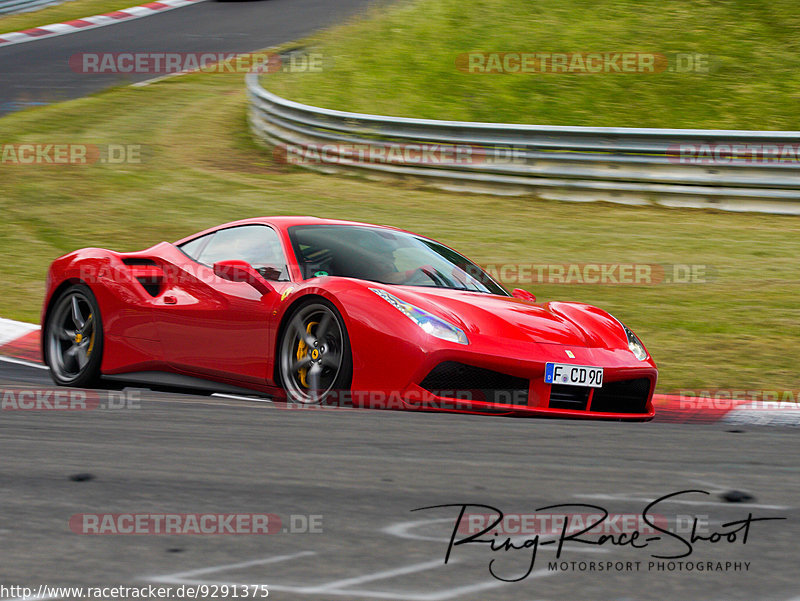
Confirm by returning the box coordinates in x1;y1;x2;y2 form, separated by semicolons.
0;67;798;393
265;0;800;129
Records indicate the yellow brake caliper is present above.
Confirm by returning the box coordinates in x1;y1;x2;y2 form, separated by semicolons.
296;321;318;388
86;313;95;357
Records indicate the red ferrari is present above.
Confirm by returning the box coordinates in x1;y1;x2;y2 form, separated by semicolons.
41;217;657;418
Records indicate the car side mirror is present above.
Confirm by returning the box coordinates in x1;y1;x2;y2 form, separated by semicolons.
213;260;275;296
512;288;536;302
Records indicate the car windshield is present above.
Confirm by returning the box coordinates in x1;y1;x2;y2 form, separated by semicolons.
287;225;508;295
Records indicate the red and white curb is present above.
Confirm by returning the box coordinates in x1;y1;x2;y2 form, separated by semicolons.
1;317;798;426
0;317;42;367
652;394;800;428
0;0;206;48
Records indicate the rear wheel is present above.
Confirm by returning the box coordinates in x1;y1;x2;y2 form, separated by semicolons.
45;284;103;387
278;301;352;404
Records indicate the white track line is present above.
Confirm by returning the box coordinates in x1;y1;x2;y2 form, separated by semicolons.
0;355;48;370
211;393;273;403
302;559;448;592
149;552;545;601
131;70;196;87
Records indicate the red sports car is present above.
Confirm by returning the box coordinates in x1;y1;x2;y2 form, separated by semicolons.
41;217;657;418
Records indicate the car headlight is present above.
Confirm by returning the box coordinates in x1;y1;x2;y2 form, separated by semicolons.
609;315;648;360
370;288;468;345
622;324;648;361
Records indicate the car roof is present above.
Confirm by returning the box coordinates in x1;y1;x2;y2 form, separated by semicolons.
174;216;413;245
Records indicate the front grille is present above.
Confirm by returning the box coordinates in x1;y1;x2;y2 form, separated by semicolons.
549;384;591;410
419;362;529;405
590;378;651;414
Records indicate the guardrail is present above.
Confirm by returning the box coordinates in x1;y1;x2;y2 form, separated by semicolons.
246;70;800;214
0;0;59;14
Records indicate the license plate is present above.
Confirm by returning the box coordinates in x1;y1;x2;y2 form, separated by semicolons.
545;363;603;388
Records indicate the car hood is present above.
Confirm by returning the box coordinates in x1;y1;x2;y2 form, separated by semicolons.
386;285;608;347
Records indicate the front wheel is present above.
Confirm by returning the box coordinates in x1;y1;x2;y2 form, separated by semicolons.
278;301;352;404
44;284;104;387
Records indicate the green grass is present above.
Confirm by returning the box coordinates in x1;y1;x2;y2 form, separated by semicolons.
0;67;799;393
0;0;151;35
265;0;800;129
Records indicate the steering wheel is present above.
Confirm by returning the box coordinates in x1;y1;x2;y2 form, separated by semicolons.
402;265;447;286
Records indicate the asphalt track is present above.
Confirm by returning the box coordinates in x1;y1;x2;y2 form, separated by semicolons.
0;0;381;115
1;360;799;601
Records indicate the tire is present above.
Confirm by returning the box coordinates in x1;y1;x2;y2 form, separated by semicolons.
44;284;104;387
278;300;352;404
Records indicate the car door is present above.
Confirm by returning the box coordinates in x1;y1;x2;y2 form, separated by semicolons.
154;224;293;385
